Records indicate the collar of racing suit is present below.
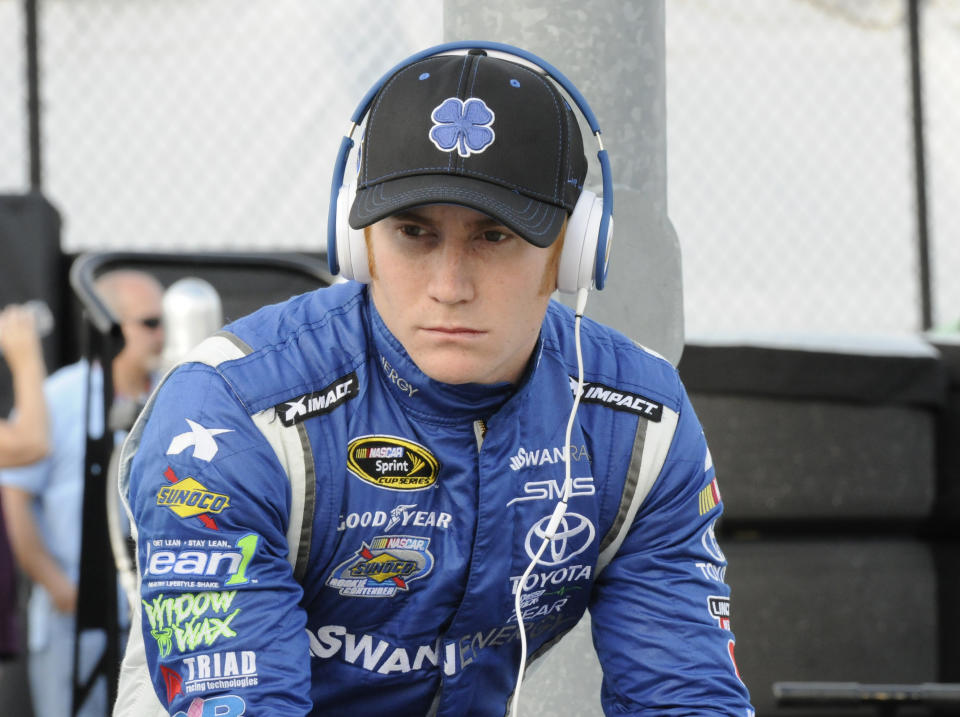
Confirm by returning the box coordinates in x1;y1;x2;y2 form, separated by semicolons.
365;290;543;424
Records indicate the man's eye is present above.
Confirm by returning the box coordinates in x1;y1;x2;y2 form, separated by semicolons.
399;225;426;237
482;230;509;243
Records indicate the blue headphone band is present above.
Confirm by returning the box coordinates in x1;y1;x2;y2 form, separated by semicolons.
327;135;355;276
596;148;613;289
327;40;613;289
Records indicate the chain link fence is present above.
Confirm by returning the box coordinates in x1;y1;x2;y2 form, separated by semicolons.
667;0;960;335
0;0;957;336
1;0;443;251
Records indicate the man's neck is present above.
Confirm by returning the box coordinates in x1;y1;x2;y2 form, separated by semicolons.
112;359;150;399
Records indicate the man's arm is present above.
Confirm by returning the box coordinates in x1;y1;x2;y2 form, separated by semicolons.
0;485;76;613
589;389;753;716
123;362;313;716
0;305;49;466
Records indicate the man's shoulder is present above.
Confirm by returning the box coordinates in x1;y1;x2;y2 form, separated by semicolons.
542;299;683;412
45;359;94;398
224;282;364;351
175;282;368;415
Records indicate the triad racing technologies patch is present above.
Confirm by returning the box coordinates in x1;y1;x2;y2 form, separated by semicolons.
570;377;663;422
346;435;439;490
276;372;358;427
326;535;434;598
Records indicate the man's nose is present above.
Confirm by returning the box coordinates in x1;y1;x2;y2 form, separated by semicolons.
427;240;474;304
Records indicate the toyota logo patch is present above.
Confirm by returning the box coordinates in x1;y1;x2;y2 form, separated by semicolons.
524;512;595;566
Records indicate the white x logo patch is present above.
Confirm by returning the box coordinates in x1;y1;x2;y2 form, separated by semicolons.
166;419;233;462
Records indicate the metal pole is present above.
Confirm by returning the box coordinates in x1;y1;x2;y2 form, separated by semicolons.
72;321;122;716
24;0;42;191
907;0;933;330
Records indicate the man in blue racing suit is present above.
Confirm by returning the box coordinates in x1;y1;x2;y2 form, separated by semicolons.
114;46;753;716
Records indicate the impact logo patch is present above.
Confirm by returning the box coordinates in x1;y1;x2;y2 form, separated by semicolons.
157;467;230;530
571;378;663;421
429;97;495;158
276;372;358;427
347;435;439;490
326;535;434;598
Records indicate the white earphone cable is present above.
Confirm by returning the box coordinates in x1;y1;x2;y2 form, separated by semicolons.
510;287;589;717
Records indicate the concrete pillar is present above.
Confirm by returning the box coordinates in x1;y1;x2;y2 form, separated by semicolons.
444;0;684;365
443;6;677;714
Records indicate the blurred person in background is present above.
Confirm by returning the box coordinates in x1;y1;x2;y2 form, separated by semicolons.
0;270;164;717
0;304;49;665
0;304;49;468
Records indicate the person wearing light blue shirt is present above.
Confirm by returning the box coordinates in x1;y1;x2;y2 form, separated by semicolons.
0;270;164;717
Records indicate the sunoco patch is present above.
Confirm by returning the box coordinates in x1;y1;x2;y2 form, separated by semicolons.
346;435;439;490
156;466;230;530
325;535;434;597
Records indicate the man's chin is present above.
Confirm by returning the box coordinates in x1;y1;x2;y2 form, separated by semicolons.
414;354;476;385
416;357;508;387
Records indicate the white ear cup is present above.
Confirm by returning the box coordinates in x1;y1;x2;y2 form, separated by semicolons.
558;189;604;294
336;179;371;283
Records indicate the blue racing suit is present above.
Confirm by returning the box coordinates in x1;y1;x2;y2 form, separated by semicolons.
114;281;752;716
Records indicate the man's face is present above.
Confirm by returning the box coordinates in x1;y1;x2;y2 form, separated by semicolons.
368;204;556;385
116;278;165;374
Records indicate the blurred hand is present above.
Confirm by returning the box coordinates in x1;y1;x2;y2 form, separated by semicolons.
50;576;78;615
0;304;43;370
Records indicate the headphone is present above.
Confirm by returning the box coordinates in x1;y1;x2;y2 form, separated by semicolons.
326;40;614;292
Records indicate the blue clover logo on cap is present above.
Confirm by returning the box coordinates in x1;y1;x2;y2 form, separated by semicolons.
429;97;495;158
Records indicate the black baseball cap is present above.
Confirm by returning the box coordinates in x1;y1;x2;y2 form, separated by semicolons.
348;51;587;248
